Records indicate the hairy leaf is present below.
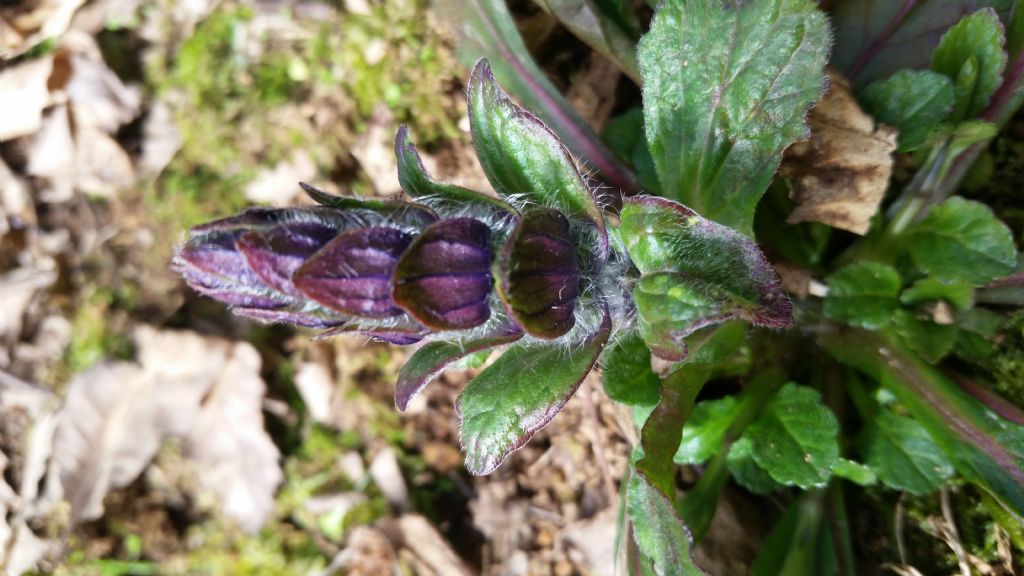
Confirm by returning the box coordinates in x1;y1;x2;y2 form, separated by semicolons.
394;125;517;215
747;383;840;489
394;329;524;411
638;0;829;235
904;197;1017;285
627;471;706;576
621;196;792;358
860;410;954;494
443;0;639;197
674;397;740;465
601;330;661;407
496;208;581;338
860;70;955;151
832;0;1014;86
457;307;611;475
932;8;1008;121
824;262;901;329
467;59;607;253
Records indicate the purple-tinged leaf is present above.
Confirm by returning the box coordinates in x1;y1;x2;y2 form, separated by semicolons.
831;0;1014;87
232;307;346;329
395;125;517;216
627;470;706;576
457;305;611;475
395;327;524;411
294;227;413;318
392;218;495;330
236;225;337;297
315;322;429;345
443;0;639;200
299;182;439;229
468;60;608;257
496;208;580;339
174;233;288;310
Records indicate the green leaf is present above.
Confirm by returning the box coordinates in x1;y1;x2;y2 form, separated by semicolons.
904;197;1017;285
620;196;792;360
638;0;829;235
727;436;782;494
627;471;706;576
601;330;661;407
859;410;954;494
901;277;974;311
674;397;740;465
832;458;878;486
892;310;958;364
860;70;955;151
831;0;1014;86
532;0;640;82
747;383;840;489
457;307;611;475
751;492;832;576
931;8;1008;121
394;124;517;215
824;262;902;329
446;0;639;196
394;329;523;411
467;59;607;252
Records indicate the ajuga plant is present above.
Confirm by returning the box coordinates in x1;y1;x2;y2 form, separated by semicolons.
176;0;1024;573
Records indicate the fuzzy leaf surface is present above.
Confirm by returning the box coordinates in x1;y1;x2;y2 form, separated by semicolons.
675;397;740;465
860;70;955;151
824;262;901;329
620;196;792;358
627;471;706;576
457;308;611;475
860;411;955;494
905;197;1017;285
394;329;523;411
638;0;829;235
931;8;1008;121
600;330;660;407
467;60;606;252
747;383;840;489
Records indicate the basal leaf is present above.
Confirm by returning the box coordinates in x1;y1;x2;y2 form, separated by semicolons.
831;0;1014;86
394;329;524;411
394;124;517;215
859;410;954;494
823;262;902;330
892;309;958;364
638;0;829;235
901;277;974;311
457;306;611;475
904;197;1017;285
726;436;783;494
860;70;955;151
832;458;878;486
747;383;840;489
620;196;792;354
674;396;740;465
627;471;706;576
467;59;607;253
532;0;641;82
445;0;640;197
931;8;1008;121
601;330;661;407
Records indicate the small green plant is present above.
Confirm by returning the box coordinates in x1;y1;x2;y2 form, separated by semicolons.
175;0;1024;573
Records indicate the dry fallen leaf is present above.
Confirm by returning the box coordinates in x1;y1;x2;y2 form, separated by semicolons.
0;56;55;141
0;0;85;59
780;71;898;235
52;327;280;532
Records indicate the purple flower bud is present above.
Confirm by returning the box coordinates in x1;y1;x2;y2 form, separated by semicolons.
392;218;494;330
497;208;580;338
293;227;413;318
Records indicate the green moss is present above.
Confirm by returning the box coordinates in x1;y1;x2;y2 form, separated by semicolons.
65;289;135;374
